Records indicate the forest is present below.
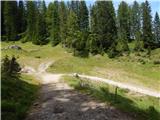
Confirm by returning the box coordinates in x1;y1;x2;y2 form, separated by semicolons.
1;0;160;58
1;1;160;120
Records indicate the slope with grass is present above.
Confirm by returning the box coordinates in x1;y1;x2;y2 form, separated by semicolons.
1;74;40;120
1;41;160;91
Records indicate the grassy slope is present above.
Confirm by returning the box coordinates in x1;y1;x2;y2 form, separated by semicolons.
1;41;160;91
63;76;160;120
1;74;40;120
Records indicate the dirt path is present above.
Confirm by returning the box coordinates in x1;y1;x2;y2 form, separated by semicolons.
26;69;133;120
25;62;159;120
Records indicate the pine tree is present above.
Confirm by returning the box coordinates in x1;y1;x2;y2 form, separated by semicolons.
4;1;18;41
51;1;60;46
90;1;117;54
1;1;5;36
117;1;130;41
66;10;79;48
134;31;144;51
59;1;68;46
33;0;48;45
153;12;160;48
130;1;141;39
116;29;129;54
24;1;37;42
79;1;89;31
18;0;26;33
142;1;153;49
46;2;54;37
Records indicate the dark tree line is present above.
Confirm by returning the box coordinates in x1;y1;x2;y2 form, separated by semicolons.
1;0;160;57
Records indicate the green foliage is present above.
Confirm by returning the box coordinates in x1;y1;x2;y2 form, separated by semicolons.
116;29;129;54
130;1;141;39
1;56;39;120
153;12;160;48
134;31;144;51
87;33;101;55
1;56;21;76
118;1;130;41
142;1;154;49
25;1;37;42
51;1;61;46
4;1;18;41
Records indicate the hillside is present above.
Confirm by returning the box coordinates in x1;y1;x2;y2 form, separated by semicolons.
2;41;160;91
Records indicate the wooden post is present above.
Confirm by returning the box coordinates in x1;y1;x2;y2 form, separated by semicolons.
114;86;118;102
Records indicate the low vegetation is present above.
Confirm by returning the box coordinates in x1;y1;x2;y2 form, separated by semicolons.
63;76;160;120
1;56;40;120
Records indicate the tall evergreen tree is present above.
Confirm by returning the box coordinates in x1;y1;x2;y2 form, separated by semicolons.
51;1;60;46
34;0;48;45
66;10;79;48
153;12;160;47
1;1;5;36
142;1;153;49
59;1;68;46
130;1;141;39
79;1;89;31
18;0;26;33
90;1;117;53
46;2;54;37
4;1;18;41
117;1;130;41
24;1;37;42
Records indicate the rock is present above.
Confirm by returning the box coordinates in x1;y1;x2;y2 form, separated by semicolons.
8;45;22;50
53;106;64;114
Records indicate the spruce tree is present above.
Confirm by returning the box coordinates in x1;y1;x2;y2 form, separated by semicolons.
46;2;54;37
118;1;130;41
4;1;18;41
59;1;68;46
24;1;37;42
51;1;60;46
18;0;26;33
34;0;48;45
142;1;153;49
1;1;5;36
66;10;79;48
130;1;141;39
90;1;117;54
153;12;160;47
79;1;89;31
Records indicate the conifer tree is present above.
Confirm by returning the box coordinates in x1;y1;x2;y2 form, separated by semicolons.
34;0;48;45
18;0;26;33
51;1;60;46
142;1;153;49
118;1;130;41
153;12;160;47
59;1;68;46
79;1;89;31
46;2;54;37
4;1;18;41
130;1;141;39
24;1;37;42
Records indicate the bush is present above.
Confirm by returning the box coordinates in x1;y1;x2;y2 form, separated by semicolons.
1;56;21;76
153;60;160;65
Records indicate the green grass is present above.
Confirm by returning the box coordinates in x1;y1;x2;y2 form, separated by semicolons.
1;41;160;91
62;76;160;120
1;74;40;120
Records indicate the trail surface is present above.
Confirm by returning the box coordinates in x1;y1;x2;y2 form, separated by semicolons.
25;62;134;120
25;62;159;120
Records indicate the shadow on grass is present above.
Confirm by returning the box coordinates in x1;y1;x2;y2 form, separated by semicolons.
67;78;160;120
1;74;39;120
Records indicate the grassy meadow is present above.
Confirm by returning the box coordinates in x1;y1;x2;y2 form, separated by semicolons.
1;41;160;91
